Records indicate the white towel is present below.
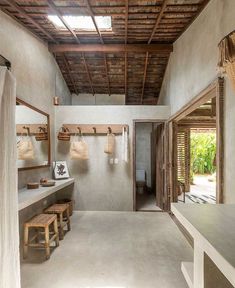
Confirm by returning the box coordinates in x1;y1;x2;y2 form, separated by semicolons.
122;127;129;163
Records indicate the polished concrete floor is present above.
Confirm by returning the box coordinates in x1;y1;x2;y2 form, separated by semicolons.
136;193;162;211
21;211;192;288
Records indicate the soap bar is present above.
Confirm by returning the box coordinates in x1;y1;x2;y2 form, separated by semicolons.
27;183;39;189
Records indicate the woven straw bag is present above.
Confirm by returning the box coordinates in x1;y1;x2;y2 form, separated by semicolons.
70;136;89;160
35;127;48;141
58;127;70;141
104;133;115;155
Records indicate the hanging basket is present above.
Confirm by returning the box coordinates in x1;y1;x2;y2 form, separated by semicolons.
58;127;70;141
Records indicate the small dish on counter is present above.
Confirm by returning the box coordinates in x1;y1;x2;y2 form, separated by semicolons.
27;183;39;189
41;181;56;187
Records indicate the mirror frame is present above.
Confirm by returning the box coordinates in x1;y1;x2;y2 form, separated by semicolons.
16;97;51;171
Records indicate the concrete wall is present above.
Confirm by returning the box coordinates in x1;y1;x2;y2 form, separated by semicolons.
159;0;235;203
55;105;170;211
0;11;71;188
72;93;125;105
136;123;152;188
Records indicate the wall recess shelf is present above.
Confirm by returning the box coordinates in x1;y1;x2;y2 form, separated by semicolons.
18;178;74;211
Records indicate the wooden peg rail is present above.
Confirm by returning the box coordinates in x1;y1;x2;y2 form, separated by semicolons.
16;124;48;135
62;124;129;135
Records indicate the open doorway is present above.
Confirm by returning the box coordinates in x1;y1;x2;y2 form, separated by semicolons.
167;78;224;205
176;101;217;204
177;128;217;204
133;120;166;211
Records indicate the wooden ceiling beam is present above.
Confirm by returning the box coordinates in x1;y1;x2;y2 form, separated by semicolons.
49;44;173;53
3;0;57;42
125;52;128;104
46;1;96;95
141;52;149;104
84;0;111;95
124;0;129;103
84;0;104;44
61;54;78;94
125;0;129;45
47;0;80;44
81;54;95;95
148;0;168;44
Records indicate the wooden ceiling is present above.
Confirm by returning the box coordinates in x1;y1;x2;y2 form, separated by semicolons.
0;0;210;104
178;99;216;128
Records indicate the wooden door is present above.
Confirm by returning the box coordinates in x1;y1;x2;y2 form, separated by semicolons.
176;128;190;192
165;121;178;208
155;123;166;210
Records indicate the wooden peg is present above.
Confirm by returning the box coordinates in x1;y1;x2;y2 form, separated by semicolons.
93;127;97;134
39;126;46;133
77;127;82;135
108;127;112;134
23;126;30;135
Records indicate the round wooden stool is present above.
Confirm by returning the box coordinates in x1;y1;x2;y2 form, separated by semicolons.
44;204;71;240
23;213;59;260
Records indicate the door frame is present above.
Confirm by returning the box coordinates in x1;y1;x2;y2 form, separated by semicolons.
166;77;224;204
132;119;167;211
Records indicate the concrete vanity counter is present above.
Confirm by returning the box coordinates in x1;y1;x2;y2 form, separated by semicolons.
18;178;75;211
171;203;235;288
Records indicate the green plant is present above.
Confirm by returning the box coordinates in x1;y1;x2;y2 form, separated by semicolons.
190;132;216;176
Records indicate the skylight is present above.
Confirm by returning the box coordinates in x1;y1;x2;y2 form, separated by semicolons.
48;15;112;31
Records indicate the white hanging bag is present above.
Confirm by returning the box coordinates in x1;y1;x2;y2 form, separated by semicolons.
17;131;35;160
70;135;89;160
104;132;115;155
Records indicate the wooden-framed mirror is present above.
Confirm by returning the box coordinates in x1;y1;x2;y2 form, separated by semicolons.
16;98;51;171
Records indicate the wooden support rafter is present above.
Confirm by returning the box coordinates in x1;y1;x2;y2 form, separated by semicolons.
124;0;129;104
61;54;78;94
148;0;168;44
103;53;111;96
3;0;57;43
125;0;129;45
125;52;128;103
141;52;149;104
84;0;103;43
84;0;110;95
46;0;95;95
47;0;80;44
81;54;95;95
49;44;173;53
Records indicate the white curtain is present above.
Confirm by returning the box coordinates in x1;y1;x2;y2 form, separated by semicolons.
0;67;21;288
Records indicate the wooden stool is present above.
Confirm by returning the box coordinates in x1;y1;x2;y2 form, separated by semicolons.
23;214;59;260
44;204;71;240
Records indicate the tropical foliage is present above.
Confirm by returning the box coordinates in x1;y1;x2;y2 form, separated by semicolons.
190;132;216;175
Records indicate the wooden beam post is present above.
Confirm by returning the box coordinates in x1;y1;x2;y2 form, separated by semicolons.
61;54;78;95
45;1;96;95
84;0;110;95
47;0;80;44
141;52;149;104
49;44;173;53
125;52;128;104
124;0;129;104
148;0;168;44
